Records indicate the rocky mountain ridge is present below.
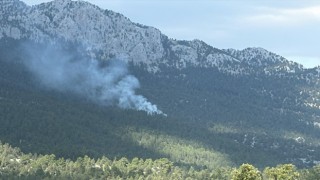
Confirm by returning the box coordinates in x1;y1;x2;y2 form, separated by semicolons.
1;0;315;76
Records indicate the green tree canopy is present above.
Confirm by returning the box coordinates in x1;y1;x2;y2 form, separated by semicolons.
264;164;299;180
231;163;262;180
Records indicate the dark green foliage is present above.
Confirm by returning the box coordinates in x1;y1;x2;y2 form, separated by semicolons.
231;164;262;180
0;142;230;179
132;65;320;168
2;142;320;179
0;39;233;170
1;38;320;171
264;164;300;180
300;165;320;180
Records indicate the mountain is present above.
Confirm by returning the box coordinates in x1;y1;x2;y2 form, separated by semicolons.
1;0;320;169
0;0;309;75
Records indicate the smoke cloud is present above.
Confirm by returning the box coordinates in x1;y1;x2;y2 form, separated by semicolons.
21;43;164;115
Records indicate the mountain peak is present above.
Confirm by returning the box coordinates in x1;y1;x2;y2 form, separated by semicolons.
225;47;286;65
243;47;268;54
54;0;72;2
50;0;72;5
42;0;73;9
1;0;22;4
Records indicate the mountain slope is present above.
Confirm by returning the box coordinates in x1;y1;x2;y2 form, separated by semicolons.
1;0;320;169
0;0;308;75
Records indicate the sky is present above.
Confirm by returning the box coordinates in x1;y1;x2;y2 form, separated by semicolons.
22;0;320;68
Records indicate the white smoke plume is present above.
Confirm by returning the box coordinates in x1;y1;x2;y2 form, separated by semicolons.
21;43;164;115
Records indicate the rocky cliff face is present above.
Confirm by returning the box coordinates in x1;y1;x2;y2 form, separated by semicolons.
1;0;312;75
1;0;165;71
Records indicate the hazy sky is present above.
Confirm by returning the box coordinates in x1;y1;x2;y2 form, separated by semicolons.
22;0;320;68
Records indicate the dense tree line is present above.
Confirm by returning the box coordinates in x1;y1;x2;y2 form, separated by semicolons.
0;142;231;179
1;142;320;179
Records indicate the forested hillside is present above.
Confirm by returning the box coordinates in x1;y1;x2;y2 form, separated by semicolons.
1;38;320;171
